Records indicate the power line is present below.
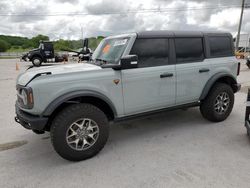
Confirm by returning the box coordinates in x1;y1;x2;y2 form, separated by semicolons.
0;4;243;17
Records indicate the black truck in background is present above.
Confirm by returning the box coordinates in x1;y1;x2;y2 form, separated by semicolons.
21;39;91;67
21;41;67;66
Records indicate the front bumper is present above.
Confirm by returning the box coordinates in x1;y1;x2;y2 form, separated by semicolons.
21;53;29;61
15;104;48;131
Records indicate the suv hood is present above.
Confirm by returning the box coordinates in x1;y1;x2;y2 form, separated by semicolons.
17;63;102;86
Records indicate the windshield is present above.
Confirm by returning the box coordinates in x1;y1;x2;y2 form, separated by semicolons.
92;37;129;64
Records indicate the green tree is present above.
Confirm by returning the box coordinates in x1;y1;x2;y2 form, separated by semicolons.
0;35;29;46
30;34;49;48
22;40;33;49
54;39;71;51
0;39;11;52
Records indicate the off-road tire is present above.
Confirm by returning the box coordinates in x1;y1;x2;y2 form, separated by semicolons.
200;83;234;122
32;57;42;67
50;103;109;161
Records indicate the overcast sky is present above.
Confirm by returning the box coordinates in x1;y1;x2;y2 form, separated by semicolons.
0;0;249;40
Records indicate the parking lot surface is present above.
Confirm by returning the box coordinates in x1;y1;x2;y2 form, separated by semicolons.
0;59;250;188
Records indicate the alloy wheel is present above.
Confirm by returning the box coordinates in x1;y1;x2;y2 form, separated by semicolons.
66;118;99;151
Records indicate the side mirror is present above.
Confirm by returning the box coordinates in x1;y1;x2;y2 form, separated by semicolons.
101;55;138;70
120;55;138;69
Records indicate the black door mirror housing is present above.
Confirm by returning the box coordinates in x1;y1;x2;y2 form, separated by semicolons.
101;55;138;70
120;55;138;69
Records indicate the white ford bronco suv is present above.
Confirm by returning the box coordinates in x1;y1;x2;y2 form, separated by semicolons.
15;31;241;161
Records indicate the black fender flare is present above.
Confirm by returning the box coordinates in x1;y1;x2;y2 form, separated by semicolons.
42;90;117;117
199;72;237;101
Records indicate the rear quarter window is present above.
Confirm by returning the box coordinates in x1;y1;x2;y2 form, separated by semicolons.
208;36;233;57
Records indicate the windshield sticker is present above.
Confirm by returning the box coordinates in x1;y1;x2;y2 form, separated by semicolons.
102;44;111;53
114;39;127;46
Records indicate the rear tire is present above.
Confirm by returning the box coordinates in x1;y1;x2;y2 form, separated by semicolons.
200;83;234;122
32;57;42;67
50;103;109;161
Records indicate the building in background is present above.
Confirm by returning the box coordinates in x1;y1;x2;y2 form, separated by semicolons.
234;33;250;52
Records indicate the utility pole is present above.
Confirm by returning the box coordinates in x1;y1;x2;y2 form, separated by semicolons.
236;0;246;51
81;26;84;47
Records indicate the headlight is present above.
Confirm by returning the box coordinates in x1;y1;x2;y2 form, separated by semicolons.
17;85;34;109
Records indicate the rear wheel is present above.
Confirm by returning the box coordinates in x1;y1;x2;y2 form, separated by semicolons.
200;83;234;122
32;57;42;67
50;103;109;161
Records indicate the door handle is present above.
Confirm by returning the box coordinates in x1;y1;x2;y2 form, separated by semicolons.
160;73;174;78
199;68;210;73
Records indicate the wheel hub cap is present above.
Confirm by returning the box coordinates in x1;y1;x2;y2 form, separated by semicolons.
34;59;40;65
66;118;99;151
214;92;230;114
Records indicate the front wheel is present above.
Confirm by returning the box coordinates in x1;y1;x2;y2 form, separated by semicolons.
50;103;109;161
32;57;42;67
200;83;234;122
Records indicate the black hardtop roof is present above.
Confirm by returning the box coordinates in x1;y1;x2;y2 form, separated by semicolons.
136;30;232;38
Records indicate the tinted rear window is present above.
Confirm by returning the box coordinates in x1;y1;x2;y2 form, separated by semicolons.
209;36;233;57
175;38;204;63
130;38;169;67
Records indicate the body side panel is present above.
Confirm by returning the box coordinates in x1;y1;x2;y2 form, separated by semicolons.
121;64;176;115
176;59;211;104
21;68;124;116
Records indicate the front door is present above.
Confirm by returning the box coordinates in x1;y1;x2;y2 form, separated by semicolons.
121;38;176;115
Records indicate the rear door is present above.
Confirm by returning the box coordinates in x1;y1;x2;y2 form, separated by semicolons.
121;38;176;115
175;37;211;105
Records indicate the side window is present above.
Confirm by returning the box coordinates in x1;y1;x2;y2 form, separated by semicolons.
209;36;233;57
175;38;204;63
130;38;169;68
44;43;52;51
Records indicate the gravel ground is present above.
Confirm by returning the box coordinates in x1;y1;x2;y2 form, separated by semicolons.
0;59;250;188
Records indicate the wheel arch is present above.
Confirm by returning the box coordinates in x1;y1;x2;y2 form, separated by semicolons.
200;73;238;101
43;90;117;130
